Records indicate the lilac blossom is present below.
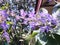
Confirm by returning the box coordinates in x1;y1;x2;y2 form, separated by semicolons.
0;10;9;31
40;25;52;32
39;13;57;32
20;9;27;17
15;15;20;20
1;22;9;31
10;10;16;17
23;12;57;32
0;10;8;18
2;31;10;43
28;8;35;18
19;9;57;32
0;10;8;23
0;7;57;44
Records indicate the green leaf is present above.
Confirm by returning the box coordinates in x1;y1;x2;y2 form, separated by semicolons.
7;25;12;33
0;27;3;32
24;40;29;45
0;31;3;34
0;3;9;10
53;34;60;45
35;40;42;45
46;38;57;45
46;34;59;45
6;21;13;25
26;31;38;40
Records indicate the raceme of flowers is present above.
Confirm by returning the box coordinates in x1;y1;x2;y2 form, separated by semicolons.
19;9;57;32
0;8;57;43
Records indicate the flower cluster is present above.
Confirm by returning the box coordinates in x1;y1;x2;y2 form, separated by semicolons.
0;10;10;43
0;10;8;31
2;31;10;43
0;1;58;44
19;9;57;32
0;7;57;43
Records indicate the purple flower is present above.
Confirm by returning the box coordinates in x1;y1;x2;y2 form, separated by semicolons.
1;22;9;31
2;31;10;43
28;11;35;18
39;13;52;24
29;22;36;28
40;18;46;24
0;10;8;24
25;11;57;32
51;19;57;25
40;25;52;32
23;20;28;24
10;10;16;17
40;12;52;20
20;9;27;17
0;10;8;18
15;15;20;20
39;13;57;32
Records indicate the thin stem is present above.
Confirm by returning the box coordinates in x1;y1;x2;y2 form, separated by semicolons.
35;0;42;14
